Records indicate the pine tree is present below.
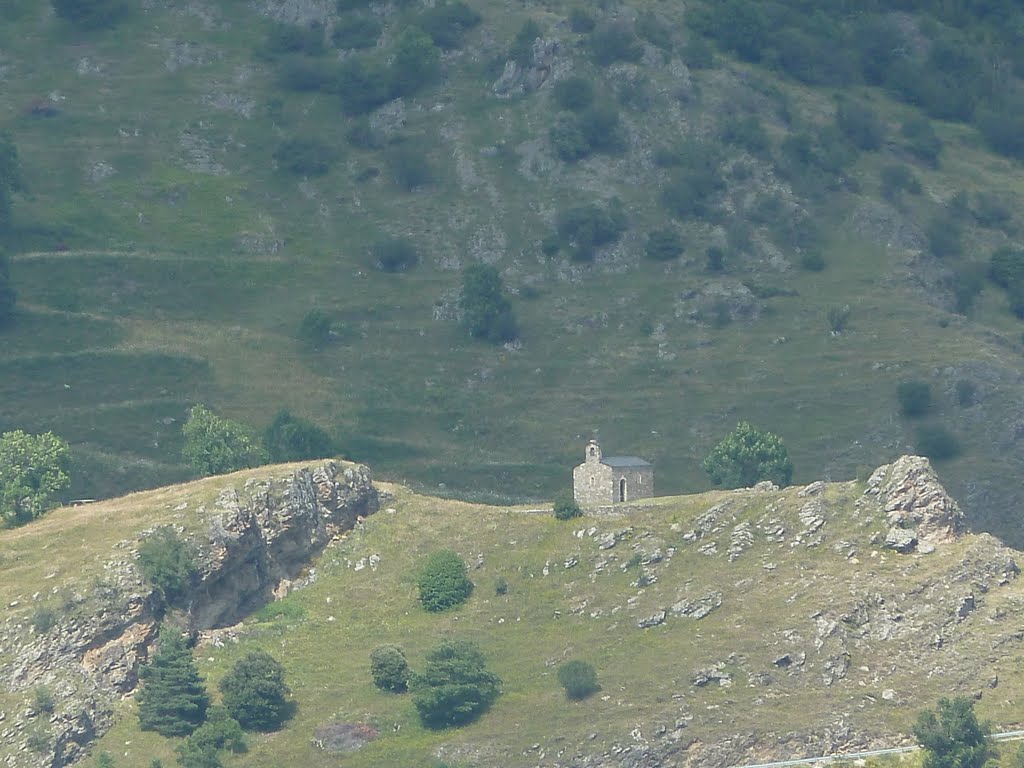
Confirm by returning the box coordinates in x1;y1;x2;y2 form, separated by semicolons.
137;630;210;737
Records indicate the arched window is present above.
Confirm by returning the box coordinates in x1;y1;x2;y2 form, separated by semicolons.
619;478;626;502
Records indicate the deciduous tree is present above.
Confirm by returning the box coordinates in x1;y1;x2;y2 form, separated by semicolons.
0;430;70;526
703;422;793;489
182;405;266;476
412;640;501;729
219;651;292;732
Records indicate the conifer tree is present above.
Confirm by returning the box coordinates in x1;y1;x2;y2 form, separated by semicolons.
137;630;210;737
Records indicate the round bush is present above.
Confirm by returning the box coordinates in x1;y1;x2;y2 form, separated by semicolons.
915;425;962;461
219;651;292;732
417;550;473;612
371;237;419;273
553;492;582;520
645;229;683;261
897;380;932;418
370;645;410;693
552;77;595;112
557;660;600;700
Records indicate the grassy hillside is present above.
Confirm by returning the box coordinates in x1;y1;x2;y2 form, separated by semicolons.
2;460;1023;768
1;0;1024;543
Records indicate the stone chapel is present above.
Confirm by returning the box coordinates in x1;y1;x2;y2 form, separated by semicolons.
572;439;654;507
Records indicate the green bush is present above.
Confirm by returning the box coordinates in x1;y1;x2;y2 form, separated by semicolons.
555;201;627;261
411;640;501;729
297;309;333;350
220;651;292;732
589;21;643;66
34;687;55;714
645;229;683;261
682;36;714;69
955;380;977;408
901;115;942;167
662;166;724;220
371;237;419;273
721;115;769;156
262;22;326;58
880;164;921;200
916;425;962;460
549;115;590;163
926;215;963;259
390;27;441;97
138;527;198;608
387;143;434;191
913;696;991;768
835;101;884;151
579;105;624;153
331;15;382;50
417;550;473;611
183;405;266;476
557;660;600;700
990;247;1024;290
52;0;127;28
263;410;333;462
636;10;671;50
416;1;481;50
553;492;582;520
336;55;393;115
552;77;595;112
345;118;384;150
175;707;246;768
459;263;518;343
897;380;932;418
31;606;59;634
827;305;851;334
973;193;1011;229
137;629;210;738
949;264;984;315
567;7;595;34
370;645;410;693
273;138;336;176
703;422;793;489
509;19;541;67
277;55;335;92
799;251;826;272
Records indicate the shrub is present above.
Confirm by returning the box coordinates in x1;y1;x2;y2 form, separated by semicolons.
973;193;1012;229
880;164;921;200
494;577;508;595
331;15;382;50
52;0;127;28
549;115;591;163
589;22;643;66
703;422;793;489
391;27;441;97
949;264;984;314
31;607;59;634
799;251;825;271
345;118;384;150
509;18;541;67
0;249;15;326
387;143;434;191
370;645;410;692
411;640;501;728
0;430;71;526
989;247;1024;290
557;660;600;700
459;264;518;343
976;105;1024;162
901;115;942;167
220;651;292;732
835;101;884;151
636;10;671;50
417;550;473;611
273;138;336;176
827;305;851;334
175;707;246;768
263;410;333;462
182;405;266;476
552;77;595;112
897;380;932;418
371;237;419;273
277;55;335;92
137;629;210;738
567;7;595;34
645;229;683;261
916;425;962;460
138;527;198;608
336;55;393;115
553;492;582;520
662;167;724;220
34;687;55;714
579;105;624;153
721;115;769;156
955;379;976;408
297;309;333;350
927;215;963;259
262;22;326;58
682;36;714;69
416;1;481;50
706;247;725;273
555;201;627;261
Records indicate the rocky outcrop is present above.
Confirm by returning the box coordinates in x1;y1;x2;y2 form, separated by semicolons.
0;461;377;767
863;455;964;553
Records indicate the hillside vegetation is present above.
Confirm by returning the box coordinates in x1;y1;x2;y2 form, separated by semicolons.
1;0;1024;544
2;458;1024;768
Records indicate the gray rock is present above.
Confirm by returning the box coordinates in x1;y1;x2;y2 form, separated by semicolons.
885;527;917;553
671;592;722;620
637;610;666;629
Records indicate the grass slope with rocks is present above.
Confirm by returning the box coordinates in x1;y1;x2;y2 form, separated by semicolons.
2;457;1024;768
0;0;1024;546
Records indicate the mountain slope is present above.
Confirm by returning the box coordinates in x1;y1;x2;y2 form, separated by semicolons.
2;457;1023;767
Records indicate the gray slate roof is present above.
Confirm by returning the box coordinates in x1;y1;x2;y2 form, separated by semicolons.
601;456;651;468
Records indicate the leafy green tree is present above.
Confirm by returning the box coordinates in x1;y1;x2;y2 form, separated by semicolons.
175;707;246;768
0;430;71;526
137;630;210;737
703;422;793;489
219;651;292;732
417;550;473;612
182;405;266;476
458;264;518;344
916;425;962;461
411;640;501;729
263;410;333;463
913;697;993;768
138;527;198;608
0;249;15;325
557;660;600;700
553;492;582;520
297;309;333;350
370;645;410;693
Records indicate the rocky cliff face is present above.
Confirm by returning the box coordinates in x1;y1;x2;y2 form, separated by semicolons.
0;461;378;768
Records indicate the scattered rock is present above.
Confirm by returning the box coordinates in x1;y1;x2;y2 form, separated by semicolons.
312;722;379;754
671;592;722;620
637;610;666;629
